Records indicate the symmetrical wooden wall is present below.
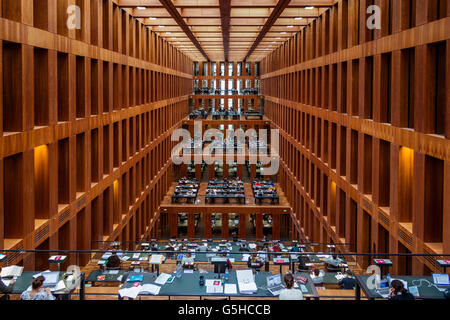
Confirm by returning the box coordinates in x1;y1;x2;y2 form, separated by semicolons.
0;0;192;269
261;0;450;275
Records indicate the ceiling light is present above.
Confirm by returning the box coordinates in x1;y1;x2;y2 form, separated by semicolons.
149;17;157;20
295;17;303;20
159;25;165;28
287;25;293;28
137;7;146;10
305;6;314;10
280;32;286;34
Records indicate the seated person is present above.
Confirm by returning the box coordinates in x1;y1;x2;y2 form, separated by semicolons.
310;268;325;286
444;288;450;300
239;243;250;252
181;252;195;269
106;251;121;270
248;254;264;269
324;254;343;270
197;243;208;252
150;243;159;251
20;276;55;300
297;256;310;272
0;267;15;299
291;243;300;252
165;245;175;259
338;270;356;290
272;243;281;253
279;274;303;300
388;280;415;301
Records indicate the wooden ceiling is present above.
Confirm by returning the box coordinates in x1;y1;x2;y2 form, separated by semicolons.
114;0;337;62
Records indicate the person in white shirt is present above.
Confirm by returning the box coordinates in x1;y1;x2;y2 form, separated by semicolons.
323;254;343;267
197;243;208;252
279;274;303;300
310;268;325;286
181;252;195;267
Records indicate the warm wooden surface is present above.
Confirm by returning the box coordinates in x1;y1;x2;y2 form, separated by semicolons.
260;0;450;275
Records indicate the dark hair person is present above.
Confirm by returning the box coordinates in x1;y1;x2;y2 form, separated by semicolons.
388;280;415;301
279;273;303;300
20;276;56;300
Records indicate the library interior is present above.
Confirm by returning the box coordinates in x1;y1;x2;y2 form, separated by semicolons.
0;0;449;302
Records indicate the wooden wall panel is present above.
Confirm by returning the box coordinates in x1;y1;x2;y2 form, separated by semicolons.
261;2;450;273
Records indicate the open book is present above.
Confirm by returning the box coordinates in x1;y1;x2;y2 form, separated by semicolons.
1;265;24;278
118;284;161;298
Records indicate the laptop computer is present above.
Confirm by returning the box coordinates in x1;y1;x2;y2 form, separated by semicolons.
266;274;285;296
432;273;450;287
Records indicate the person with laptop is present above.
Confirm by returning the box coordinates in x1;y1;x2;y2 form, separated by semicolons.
279;274;303;300
388;280;415;300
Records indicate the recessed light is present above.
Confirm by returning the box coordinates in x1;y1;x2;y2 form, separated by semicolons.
295;17;303;20
149;17;157;20
159;25;165;28
280;32;286;34
305;6;314;10
137;6;146;10
287;25;293;28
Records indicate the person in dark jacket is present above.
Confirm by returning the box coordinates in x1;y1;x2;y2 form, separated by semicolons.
444;288;450;300
388;280;415;300
106;251;121;270
338;270;356;289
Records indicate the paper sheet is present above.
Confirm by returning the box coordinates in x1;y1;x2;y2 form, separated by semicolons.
118;286;141;299
51;280;67;292
140;284;161;295
155;273;171;285
224;284;237;295
206;285;223;294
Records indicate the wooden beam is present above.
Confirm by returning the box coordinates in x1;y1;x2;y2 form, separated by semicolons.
244;0;292;61
219;0;231;61
158;0;211;61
